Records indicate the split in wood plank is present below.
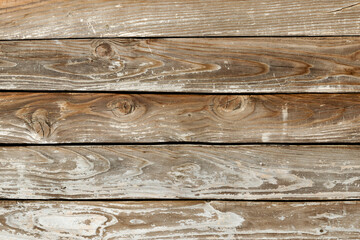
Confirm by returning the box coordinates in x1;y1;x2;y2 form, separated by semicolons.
1;0;360;39
0;145;359;200
1;93;360;143
0;200;358;239
1;37;360;92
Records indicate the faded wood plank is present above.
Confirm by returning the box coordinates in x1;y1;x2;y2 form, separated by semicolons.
0;145;359;200
0;200;358;239
2;93;360;143
1;0;360;39
2;38;360;92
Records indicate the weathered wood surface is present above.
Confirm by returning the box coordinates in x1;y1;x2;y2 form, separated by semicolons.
2;38;360;92
1;0;360;39
1;93;360;143
0;145;359;200
0;200;358;239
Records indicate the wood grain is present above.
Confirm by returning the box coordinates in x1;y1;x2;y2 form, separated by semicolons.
0;145;359;200
2;38;360;92
0;200;358;239
1;93;360;143
1;0;360;39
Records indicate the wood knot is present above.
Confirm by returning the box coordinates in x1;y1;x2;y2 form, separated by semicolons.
16;107;52;139
210;96;251;121
95;42;113;58
107;98;136;117
31;109;51;138
217;96;243;112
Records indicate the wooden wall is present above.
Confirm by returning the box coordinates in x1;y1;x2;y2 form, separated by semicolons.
0;0;360;239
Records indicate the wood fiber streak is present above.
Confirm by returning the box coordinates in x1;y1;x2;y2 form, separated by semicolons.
0;201;358;239
2;38;360;92
1;93;360;143
1;0;360;39
0;145;359;200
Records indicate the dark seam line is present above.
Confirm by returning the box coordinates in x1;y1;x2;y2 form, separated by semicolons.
0;142;359;147
0;90;359;95
0;198;359;202
1;35;360;42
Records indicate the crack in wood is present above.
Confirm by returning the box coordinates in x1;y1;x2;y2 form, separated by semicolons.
329;2;360;13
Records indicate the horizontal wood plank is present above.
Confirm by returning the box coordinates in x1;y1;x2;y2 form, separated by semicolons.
2;38;360;92
1;0;360;39
1;93;360;143
0;145;359;200
0;200;358;239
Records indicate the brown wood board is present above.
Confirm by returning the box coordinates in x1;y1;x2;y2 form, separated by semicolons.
1;37;360;92
1;0;360;39
0;93;360;143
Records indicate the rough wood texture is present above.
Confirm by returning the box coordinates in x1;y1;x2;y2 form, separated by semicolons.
1;0;360;39
0;201;358;239
1;93;360;143
2;37;360;92
0;145;359;200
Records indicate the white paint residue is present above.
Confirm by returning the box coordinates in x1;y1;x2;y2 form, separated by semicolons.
36;214;107;236
343;177;360;185
282;105;288;123
113;61;121;67
0;231;36;240
87;21;96;34
261;133;271;142
130;219;146;224
16;163;31;197
282;104;288;136
323;180;337;189
195;202;245;228
311;213;345;220
69;157;94;176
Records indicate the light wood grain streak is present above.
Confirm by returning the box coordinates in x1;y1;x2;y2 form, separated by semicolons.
0;145;359;200
2;38;360;92
1;0;360;39
0;201;358;239
1;93;360;143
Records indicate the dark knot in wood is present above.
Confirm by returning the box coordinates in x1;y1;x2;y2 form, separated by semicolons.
95;42;113;58
31;108;51;138
217;96;243;112
107;98;136;117
16;107;52;139
210;96;250;121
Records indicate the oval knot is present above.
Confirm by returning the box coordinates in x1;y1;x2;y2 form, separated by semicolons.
95;42;113;58
107;98;136;117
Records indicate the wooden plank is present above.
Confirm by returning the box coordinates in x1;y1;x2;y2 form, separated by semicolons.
2;38;360;93
1;0;360;39
0;145;359;200
0;200;358;239
1;93;360;143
